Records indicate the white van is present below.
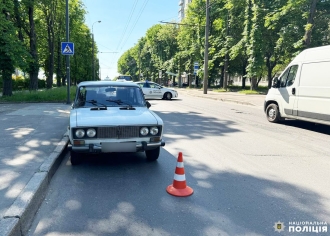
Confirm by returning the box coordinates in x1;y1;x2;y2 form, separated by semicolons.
264;45;330;126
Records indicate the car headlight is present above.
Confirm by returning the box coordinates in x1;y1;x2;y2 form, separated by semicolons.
140;127;149;136
150;127;159;135
75;129;85;138
86;128;96;137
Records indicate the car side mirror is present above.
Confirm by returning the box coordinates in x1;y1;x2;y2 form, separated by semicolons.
146;101;151;109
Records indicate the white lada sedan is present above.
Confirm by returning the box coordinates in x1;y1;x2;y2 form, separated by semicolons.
135;80;178;100
68;81;165;165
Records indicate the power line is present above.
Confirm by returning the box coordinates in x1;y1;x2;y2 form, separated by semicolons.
120;0;149;50
109;0;150;71
116;0;139;51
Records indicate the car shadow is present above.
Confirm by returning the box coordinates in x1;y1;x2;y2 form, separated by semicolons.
281;119;330;135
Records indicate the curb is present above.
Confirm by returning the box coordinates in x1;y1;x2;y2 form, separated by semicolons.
0;132;69;236
187;93;255;106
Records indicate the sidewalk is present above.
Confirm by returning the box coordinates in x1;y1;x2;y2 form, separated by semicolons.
177;88;266;108
0;103;71;236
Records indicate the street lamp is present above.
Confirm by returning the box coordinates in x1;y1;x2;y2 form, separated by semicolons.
92;20;101;81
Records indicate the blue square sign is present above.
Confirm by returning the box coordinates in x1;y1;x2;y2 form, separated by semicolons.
61;42;74;55
194;62;199;70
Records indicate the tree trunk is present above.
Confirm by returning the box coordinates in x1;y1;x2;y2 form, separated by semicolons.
56;40;62;87
223;54;229;90
303;0;318;48
13;0;24;41
266;56;272;89
220;66;224;88
2;68;14;96
62;56;66;86
241;60;247;89
250;77;257;90
46;12;55;89
28;2;39;90
62;75;66;86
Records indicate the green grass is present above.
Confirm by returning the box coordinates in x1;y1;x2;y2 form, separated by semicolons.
210;85;268;94
0;86;77;103
183;85;269;94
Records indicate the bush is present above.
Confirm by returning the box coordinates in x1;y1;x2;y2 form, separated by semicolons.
38;79;46;88
12;78;29;90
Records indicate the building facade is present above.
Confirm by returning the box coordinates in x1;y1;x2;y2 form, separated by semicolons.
178;0;192;22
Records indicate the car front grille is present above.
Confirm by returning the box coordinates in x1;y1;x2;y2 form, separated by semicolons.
97;126;140;139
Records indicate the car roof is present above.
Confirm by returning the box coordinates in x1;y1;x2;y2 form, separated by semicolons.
78;81;140;88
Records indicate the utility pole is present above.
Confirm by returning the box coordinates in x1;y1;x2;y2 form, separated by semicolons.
203;0;210;94
65;0;70;104
139;45;141;80
92;21;101;81
223;14;229;91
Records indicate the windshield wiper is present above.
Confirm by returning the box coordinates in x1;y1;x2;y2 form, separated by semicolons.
85;100;107;109
106;99;135;110
106;99;132;107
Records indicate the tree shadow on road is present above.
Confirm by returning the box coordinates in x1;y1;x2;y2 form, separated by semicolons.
28;151;330;236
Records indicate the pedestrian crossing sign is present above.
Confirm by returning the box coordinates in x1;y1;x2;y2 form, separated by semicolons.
61;42;74;55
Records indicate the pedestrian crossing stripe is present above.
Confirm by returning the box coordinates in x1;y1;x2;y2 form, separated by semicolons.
63;44;73;53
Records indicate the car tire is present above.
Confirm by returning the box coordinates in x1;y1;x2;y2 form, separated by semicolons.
266;103;280;123
145;147;160;161
70;151;82;165
164;92;172;100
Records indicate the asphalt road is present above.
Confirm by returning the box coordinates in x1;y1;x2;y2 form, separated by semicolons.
28;94;330;236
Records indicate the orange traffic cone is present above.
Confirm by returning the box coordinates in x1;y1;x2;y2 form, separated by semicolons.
166;152;194;197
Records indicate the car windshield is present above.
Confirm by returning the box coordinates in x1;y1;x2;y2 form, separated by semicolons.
74;85;146;108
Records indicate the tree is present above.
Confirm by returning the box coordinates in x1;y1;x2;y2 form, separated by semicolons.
0;0;27;96
117;0;330;91
20;0;40;90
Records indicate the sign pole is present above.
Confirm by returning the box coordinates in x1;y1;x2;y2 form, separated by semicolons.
65;0;70;104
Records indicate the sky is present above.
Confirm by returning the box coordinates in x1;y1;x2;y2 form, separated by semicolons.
81;0;179;80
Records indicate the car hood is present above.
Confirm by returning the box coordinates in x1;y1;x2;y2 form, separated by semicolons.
71;107;162;127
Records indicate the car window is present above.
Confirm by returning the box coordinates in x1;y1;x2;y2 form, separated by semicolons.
149;83;160;89
143;82;150;88
279;65;298;87
75;86;145;107
136;83;143;88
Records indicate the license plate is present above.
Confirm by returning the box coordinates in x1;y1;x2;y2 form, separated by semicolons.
101;142;136;152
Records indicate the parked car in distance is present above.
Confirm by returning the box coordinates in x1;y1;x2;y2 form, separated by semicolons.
182;82;189;88
117;75;133;82
68;81;165;165
135;80;178;100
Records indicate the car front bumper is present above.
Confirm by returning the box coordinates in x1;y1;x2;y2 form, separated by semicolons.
68;140;165;153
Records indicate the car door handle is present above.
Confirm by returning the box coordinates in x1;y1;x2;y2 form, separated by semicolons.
292;88;296;95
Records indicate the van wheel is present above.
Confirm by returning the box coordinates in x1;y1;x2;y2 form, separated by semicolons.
266;104;280;123
70;151;82;165
145;147;160;161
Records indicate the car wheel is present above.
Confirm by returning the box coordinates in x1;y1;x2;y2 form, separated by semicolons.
145;147;160;161
266;103;280;123
164;92;172;100
70;151;82;165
